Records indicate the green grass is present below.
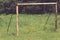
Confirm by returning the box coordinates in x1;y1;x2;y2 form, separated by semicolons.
0;13;60;40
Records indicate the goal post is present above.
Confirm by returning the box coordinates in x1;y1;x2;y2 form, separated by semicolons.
16;4;19;36
16;2;58;36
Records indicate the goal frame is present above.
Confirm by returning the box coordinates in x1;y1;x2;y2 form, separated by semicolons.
16;2;58;36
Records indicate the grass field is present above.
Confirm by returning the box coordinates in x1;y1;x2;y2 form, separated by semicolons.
0;13;60;40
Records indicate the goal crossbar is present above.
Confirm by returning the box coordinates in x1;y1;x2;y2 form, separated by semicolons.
17;2;57;5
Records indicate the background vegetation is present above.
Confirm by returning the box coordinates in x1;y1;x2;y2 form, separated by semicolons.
0;0;60;40
0;14;60;40
0;0;60;14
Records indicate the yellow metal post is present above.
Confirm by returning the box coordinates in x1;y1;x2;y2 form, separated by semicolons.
16;4;19;36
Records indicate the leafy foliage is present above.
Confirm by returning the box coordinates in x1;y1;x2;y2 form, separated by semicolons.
0;0;60;14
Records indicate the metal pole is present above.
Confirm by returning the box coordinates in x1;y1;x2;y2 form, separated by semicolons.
55;3;58;31
16;4;19;36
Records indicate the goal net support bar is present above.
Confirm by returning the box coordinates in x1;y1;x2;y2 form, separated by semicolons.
17;2;57;5
16;2;58;36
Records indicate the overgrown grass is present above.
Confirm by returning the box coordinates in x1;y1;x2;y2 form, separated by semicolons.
0;13;60;40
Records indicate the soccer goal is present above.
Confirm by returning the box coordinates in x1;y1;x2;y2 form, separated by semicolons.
16;2;58;36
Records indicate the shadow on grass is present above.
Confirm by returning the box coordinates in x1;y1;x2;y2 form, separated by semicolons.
7;14;13;33
7;32;16;36
43;13;51;30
